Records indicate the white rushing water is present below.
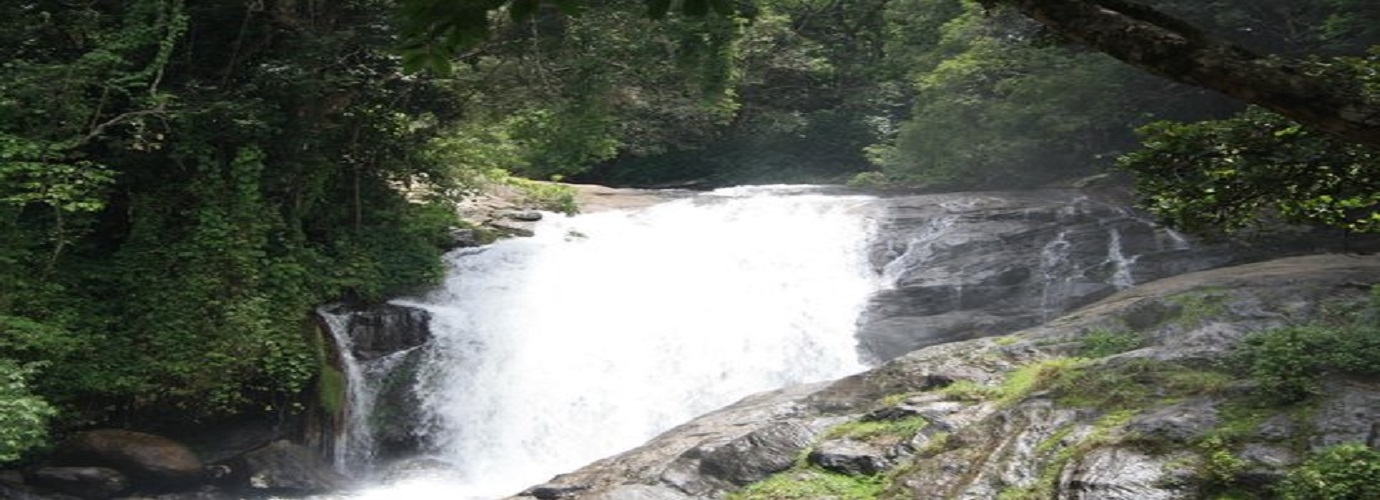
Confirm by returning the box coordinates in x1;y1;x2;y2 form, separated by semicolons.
345;185;880;499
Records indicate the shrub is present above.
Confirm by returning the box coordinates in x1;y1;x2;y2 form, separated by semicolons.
0;360;56;463
1236;323;1380;404
1079;329;1144;358
1277;444;1380;499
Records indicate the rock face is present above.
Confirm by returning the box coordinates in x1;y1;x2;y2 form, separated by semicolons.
508;254;1380;499
218;441;349;495
857;190;1243;362
55;430;204;490
326;303;431;361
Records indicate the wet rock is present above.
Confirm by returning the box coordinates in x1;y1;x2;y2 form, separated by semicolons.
1125;399;1221;443
522;483;591;499
328;303;431;361
23;467;128;499
1310;379;1380;450
858;190;1247;362
583;484;691;500
218;440;348;495
808;439;893;475
1057;447;1186;499
698;421;818;486
55;430;203;489
502;210;544;222
447;228;483;249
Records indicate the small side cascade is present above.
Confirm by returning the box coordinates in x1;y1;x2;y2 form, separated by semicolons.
317;305;431;476
317;307;379;475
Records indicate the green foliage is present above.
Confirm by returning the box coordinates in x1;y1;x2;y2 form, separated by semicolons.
0;360;56;463
1120;105;1380;234
1235;289;1380;404
0;0;463;426
1079;329;1145;358
1277;443;1380;499
997;357;1088;406
824;416;927;443
1197;435;1249;488
729;467;885;500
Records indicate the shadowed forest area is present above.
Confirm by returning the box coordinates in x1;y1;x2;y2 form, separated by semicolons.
2;0;1377;467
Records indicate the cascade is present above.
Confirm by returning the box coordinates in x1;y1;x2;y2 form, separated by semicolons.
318;308;409;475
337;186;880;499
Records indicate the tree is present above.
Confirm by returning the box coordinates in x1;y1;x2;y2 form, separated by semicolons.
397;0;1380;150
975;0;1380;148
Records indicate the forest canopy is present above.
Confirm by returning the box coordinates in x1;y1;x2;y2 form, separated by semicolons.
1;0;1377;464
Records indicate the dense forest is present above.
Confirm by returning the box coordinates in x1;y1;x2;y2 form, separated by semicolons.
1;0;1377;465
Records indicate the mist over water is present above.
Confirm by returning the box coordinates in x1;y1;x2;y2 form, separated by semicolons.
346;185;880;499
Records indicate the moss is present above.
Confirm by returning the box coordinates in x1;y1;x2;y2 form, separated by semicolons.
728;467;885;500
940;379;1002;402
997;357;1087;407
317;364;346;415
878;392;915;407
1078;328;1144;357
1167;289;1229;326
825;416;928;443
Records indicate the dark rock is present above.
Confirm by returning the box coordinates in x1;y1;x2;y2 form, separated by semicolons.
22;467;127;499
370;347;430;458
522;483;591;499
55;430;203;489
808;439;893;475
218;440;348;495
502;210;544;222
329;303;431;361
698;421;818;486
447;228;483;249
1125;399;1221;443
115;485;238;499
0;478;78;500
174;417;282;465
490;220;536;238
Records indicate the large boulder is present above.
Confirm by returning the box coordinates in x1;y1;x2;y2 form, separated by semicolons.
55;430;203;489
321;303;431;361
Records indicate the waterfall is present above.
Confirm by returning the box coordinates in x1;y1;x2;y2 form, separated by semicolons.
318;308;382;474
343;185;879;499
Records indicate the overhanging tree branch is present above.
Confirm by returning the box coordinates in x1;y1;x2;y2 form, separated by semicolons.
981;0;1380;148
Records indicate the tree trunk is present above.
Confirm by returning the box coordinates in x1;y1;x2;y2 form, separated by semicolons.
985;0;1380;148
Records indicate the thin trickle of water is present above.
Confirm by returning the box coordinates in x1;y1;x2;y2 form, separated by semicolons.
345;185;879;499
1164;228;1192;250
880;216;957;287
1039;230;1073;321
1105;229;1140;290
